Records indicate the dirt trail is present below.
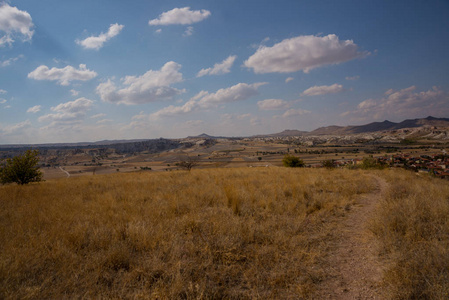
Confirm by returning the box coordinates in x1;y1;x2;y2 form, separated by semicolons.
314;176;389;299
59;166;70;178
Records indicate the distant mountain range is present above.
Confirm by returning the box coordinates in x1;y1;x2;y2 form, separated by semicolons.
307;116;449;136
2;117;449;150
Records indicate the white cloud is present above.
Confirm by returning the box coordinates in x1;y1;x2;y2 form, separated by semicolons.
197;55;237;77
0;89;6;94
183;26;194;37
244;34;368;74
346;75;359;81
70;89;79;96
343;86;449;121
0;99;6;104
149;7;211;26
282;108;311;118
0;54;23;67
285;77;294;83
195;82;266;108
28;64;98;86
38;97;94;127
96;119;112;124
96;61;184;105
91;113;106;119
151;82;266;118
257;99;290;110
155;29;162;34
302;83;344;96
0;120;31;135
0;3;34;47
357;99;376;110
27;105;41;113
76;23;124;50
131;111;147;120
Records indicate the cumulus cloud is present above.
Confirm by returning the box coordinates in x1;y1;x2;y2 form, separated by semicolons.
149;7;211;26
342;86;449;121
38;97;93;127
0;89;6;94
285;77;294;83
244;34;368;74
282;108;311;118
76;23;124;50
70;89;79;96
257;99;290;110
0;99;6;104
302;83;344;96
151;82;266;118
0;54;23;67
183;26;194;37
28;64;98;86
0;3;34;47
27;105;41;113
197;55;237;77
96;61;184;105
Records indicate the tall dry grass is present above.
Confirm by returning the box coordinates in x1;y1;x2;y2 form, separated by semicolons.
370;170;449;299
0;167;374;298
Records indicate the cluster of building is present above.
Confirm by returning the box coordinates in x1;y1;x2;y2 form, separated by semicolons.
378;153;449;179
327;153;449;179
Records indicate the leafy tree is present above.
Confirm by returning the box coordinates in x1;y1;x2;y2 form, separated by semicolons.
0;150;43;185
282;154;305;168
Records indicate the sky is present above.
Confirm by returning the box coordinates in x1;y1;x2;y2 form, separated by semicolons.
1;0;449;144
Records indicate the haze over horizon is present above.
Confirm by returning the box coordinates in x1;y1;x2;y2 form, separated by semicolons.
1;0;449;144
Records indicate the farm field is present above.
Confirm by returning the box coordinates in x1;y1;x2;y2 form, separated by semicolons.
32;138;449;180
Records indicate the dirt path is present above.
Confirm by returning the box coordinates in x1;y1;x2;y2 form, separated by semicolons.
314;175;389;299
59;166;70;178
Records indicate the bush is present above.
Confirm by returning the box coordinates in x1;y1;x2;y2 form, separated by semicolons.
178;155;199;171
282;154;305;168
322;159;336;169
360;157;387;170
0;150;43;185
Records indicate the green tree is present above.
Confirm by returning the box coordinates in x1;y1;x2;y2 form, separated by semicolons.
0;150;43;185
282;154;305;168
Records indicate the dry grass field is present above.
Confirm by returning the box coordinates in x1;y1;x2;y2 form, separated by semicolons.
370;170;449;299
0;167;448;298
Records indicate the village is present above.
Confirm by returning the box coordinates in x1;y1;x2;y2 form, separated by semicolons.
325;151;449;179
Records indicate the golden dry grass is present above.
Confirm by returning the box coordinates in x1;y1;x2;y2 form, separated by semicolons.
0;167;375;299
370;170;449;299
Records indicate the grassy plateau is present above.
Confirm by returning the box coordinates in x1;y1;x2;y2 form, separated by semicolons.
0;167;448;299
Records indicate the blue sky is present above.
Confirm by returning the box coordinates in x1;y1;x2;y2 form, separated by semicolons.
1;0;448;144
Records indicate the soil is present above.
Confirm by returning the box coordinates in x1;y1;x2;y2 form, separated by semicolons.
314;176;389;299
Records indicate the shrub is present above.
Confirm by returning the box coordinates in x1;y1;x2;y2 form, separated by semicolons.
322;159;336;169
177;155;199;171
360;157;387;170
282;154;305;168
0;150;43;185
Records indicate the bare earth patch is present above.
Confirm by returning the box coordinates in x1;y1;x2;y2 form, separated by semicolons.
314;175;389;299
